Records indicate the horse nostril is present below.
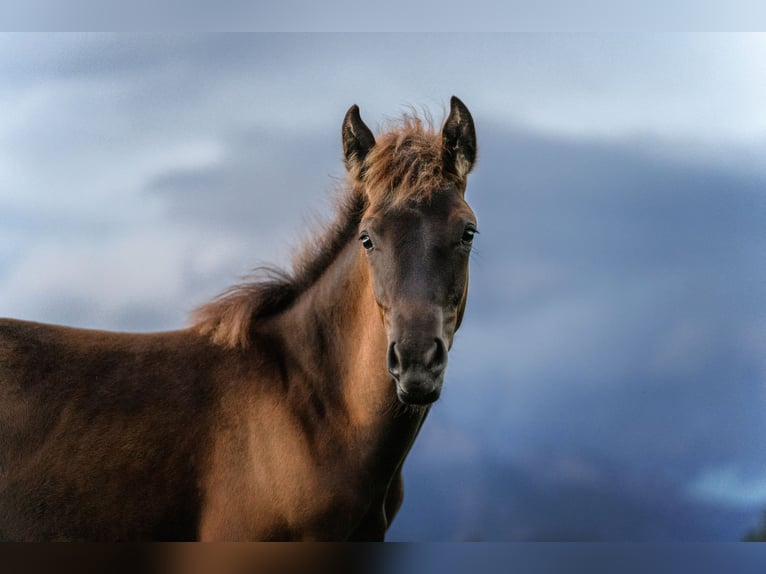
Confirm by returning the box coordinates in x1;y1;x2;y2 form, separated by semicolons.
428;338;447;373
387;342;401;380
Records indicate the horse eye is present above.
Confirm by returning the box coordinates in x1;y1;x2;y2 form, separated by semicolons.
359;234;374;251
461;226;477;244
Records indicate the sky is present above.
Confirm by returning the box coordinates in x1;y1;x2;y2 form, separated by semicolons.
0;33;765;541
3;2;766;31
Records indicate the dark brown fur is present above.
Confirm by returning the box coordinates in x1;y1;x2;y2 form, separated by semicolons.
0;98;477;540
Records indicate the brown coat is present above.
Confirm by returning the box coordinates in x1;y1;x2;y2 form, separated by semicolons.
0;97;477;540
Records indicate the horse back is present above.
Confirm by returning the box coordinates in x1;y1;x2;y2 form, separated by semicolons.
0;318;223;540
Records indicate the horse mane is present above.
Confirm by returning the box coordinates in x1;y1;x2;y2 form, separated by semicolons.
190;189;367;348
192;110;447;349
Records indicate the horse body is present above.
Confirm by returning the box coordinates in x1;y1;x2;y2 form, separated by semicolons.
0;97;477;540
0;284;412;540
0;321;218;540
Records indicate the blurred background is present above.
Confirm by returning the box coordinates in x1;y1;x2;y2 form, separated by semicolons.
0;33;764;541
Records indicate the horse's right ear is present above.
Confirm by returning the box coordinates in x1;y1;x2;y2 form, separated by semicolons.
342;104;375;176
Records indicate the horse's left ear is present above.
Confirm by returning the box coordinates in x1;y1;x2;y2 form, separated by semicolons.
442;96;477;179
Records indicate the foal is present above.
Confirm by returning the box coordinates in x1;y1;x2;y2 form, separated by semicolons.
0;97;478;540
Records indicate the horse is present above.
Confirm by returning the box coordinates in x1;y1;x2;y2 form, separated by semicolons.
0;96;478;541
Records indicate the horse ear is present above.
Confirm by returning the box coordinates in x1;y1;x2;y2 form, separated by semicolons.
442;96;477;179
342;104;375;175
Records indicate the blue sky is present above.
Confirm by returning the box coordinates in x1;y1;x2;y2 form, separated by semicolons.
0;34;764;540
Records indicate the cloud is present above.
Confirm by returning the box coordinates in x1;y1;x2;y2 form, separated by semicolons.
406;121;766;539
146;126;342;233
689;467;766;509
0;224;245;330
389;453;756;541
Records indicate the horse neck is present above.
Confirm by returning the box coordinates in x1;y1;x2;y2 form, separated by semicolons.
273;233;427;468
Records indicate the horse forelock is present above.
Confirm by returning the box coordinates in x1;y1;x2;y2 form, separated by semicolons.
359;111;457;209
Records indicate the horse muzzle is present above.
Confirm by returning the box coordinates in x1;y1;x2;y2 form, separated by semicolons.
387;337;448;405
